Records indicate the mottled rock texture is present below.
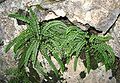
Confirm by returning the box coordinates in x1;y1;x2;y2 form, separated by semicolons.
109;16;120;58
40;0;120;33
0;0;120;83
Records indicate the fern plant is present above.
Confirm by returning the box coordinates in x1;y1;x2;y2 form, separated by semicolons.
5;7;67;78
5;67;31;83
60;25;115;72
5;7;115;80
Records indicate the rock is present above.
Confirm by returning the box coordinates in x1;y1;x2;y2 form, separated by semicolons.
0;0;119;83
0;27;3;41
40;0;120;33
45;12;59;20
62;59;116;83
0;1;24;82
63;57;86;83
0;26;4;56
82;65;116;83
1;0;119;34
109;16;120;58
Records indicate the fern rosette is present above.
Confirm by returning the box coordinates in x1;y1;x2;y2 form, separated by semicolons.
5;7;115;80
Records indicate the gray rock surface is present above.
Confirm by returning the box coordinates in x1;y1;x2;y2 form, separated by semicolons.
109;16;120;58
40;0;120;33
0;26;4;56
82;66;116;83
0;0;119;83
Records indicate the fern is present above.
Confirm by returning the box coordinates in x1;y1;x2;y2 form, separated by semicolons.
5;7;115;81
92;43;115;70
85;48;91;73
74;41;86;71
31;41;40;65
5;67;31;83
40;44;59;76
34;60;48;76
8;14;30;24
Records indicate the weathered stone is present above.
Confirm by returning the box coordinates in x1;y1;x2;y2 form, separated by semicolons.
0;0;119;83
45;12;59;20
83;65;116;83
109;16;120;58
63;57;85;83
40;0;120;33
1;0;119;34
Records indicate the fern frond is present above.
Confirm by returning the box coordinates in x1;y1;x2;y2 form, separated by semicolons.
49;25;66;34
4;29;30;53
96;35;113;42
4;37;18;53
34;60;47;76
31;41;40;65
40;44;58;77
74;41;86;71
46;44;65;72
85;48;91;73
89;35;97;43
13;33;33;54
13;47;23;59
100;43;115;65
8;14;30;24
74;55;79;71
28;7;38;23
49;39;61;52
18;50;27;69
67;31;78;41
73;41;86;55
42;20;67;35
62;31;78;48
102;52;111;70
52;51;65;72
24;40;37;67
67;26;84;35
66;26;77;34
92;43;115;70
28;8;40;39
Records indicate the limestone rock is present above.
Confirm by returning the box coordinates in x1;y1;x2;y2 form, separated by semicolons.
0;26;4;56
40;0;120;33
109;16;120;58
0;0;119;83
63;57;86;83
45;12;59;20
1;0;119;34
83;65;116;83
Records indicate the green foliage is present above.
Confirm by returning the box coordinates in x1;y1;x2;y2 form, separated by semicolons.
5;67;31;83
5;7;115;80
